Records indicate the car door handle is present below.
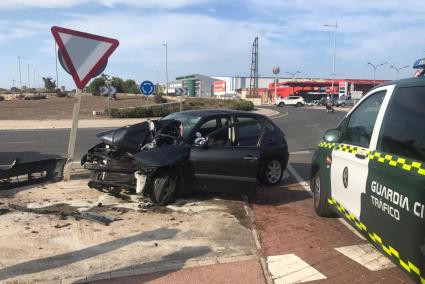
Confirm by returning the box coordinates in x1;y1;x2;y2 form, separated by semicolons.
244;155;258;161
355;153;367;160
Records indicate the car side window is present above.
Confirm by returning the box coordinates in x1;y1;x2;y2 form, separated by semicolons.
236;122;263;147
207;126;233;147
340;90;386;148
377;86;425;162
198;117;230;137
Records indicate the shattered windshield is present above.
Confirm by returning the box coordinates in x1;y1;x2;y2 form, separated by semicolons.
163;113;201;138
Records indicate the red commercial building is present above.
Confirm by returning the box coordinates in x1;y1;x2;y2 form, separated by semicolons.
268;79;387;101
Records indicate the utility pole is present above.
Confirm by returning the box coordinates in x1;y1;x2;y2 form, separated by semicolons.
162;43;168;95
390;65;409;80
33;69;36;90
324;22;338;99
11;78;15;89
366;61;387;86
27;64;31;89
17;56;25;90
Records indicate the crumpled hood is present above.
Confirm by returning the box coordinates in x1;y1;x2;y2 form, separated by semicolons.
96;119;179;153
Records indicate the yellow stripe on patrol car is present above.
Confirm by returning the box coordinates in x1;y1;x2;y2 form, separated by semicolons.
317;142;425;176
328;198;425;284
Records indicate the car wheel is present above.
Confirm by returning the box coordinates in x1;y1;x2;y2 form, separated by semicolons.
260;159;284;186
311;169;333;217
150;168;178;205
278;102;285;107
296;102;302;107
341;103;346;107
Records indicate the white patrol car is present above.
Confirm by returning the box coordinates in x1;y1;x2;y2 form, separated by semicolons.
310;60;425;283
275;96;305;107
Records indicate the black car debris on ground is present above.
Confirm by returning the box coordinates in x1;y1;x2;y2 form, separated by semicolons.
82;109;289;205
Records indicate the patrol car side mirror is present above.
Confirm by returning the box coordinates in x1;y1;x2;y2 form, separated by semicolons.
323;129;340;143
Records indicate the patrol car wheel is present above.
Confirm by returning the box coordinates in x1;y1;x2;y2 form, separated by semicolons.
260;159;283;186
278;102;285;107
312;169;333;217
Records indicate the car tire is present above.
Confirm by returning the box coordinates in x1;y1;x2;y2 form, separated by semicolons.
311;169;333;217
341;103;346;107
260;159;284;186
150;168;178;205
278;102;285;107
296;102;303;107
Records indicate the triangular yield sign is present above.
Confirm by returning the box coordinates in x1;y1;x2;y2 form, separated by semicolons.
51;26;119;89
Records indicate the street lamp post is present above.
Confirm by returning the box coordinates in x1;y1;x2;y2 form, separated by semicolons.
366;61;388;86
162;43;168;95
324;22;338;99
390;65;409;80
285;71;301;95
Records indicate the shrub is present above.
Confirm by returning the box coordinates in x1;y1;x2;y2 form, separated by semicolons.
109;98;254;118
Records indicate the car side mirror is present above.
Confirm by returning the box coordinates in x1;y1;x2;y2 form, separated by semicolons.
323;129;340;143
194;137;207;147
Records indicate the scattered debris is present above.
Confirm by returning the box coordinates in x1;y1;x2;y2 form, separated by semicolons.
54;223;71;229
97;202;103;207
0;207;10;215
31;230;38;234
0;158;66;190
74;211;115;226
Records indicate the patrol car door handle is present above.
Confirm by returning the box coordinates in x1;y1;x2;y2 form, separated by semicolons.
355;153;367;160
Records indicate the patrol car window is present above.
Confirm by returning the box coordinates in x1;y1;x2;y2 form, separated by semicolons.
378;86;425;162
340;91;385;148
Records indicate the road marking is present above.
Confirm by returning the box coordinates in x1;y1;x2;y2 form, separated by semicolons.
271;112;289;120
286;163;367;240
286;164;312;196
290;150;311;155
266;254;326;283
335;244;395;271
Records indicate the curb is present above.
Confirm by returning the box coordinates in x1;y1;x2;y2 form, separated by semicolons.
60;254;259;284
242;195;274;284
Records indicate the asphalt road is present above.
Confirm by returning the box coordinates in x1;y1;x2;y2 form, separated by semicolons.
0;106;347;180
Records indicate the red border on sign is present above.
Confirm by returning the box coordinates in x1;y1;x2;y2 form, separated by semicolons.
51;26;119;89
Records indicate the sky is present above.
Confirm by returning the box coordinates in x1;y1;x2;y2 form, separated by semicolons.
0;0;424;89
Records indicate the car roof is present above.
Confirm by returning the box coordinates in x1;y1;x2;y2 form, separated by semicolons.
372;76;425;90
175;108;250;117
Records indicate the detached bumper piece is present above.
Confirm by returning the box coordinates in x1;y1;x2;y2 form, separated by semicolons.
0;158;66;190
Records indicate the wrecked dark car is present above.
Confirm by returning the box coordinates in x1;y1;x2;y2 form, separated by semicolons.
82;109;289;205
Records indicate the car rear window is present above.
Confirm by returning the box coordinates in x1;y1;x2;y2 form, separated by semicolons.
377;86;425;162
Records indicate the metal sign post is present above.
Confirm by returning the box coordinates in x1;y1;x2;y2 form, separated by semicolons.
63;88;82;180
51;26;119;181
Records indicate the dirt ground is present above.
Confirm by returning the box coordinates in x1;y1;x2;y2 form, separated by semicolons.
0;180;256;283
0;94;155;120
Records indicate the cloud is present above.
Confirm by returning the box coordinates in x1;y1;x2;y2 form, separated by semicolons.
0;0;210;9
0;20;50;42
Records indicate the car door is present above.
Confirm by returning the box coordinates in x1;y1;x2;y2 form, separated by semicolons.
359;85;425;282
330;87;389;219
189;121;263;194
